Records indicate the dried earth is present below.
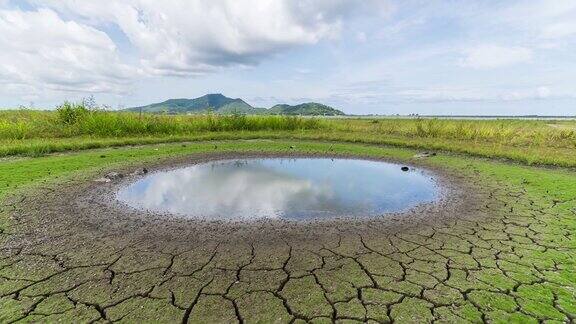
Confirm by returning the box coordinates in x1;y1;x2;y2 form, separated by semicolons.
0;141;575;323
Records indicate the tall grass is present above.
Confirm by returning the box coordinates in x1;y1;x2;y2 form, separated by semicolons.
327;118;576;148
1;105;575;167
3;108;574;148
0;105;321;139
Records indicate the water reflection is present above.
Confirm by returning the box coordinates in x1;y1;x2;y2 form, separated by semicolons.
117;158;439;220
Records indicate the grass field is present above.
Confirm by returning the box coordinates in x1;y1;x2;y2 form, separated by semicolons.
1;107;575;322
1;108;575;167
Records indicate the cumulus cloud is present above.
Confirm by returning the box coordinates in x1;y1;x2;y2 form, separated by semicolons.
0;8;134;97
459;44;533;69
0;0;385;101
35;0;376;76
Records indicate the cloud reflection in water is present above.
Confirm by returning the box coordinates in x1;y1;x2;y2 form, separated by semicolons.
117;158;438;220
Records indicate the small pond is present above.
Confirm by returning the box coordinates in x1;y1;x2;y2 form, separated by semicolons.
116;158;440;220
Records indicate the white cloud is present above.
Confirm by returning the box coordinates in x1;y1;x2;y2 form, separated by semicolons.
536;86;551;99
404;86;573;103
0;8;134;97
35;0;379;76
0;1;386;101
459;44;533;69
396;87;490;103
541;21;576;39
497;0;576;26
328;81;574;106
118;162;335;220
493;0;576;42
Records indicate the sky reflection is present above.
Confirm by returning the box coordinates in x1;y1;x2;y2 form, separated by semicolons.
117;158;439;220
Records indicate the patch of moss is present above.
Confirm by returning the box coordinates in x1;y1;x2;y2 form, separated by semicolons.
467;290;518;312
280;276;332;318
237;291;291;324
390;297;433;323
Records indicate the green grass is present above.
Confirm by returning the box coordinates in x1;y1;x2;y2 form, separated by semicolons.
1;139;574;205
1;109;575;167
3;109;574;147
0;109;321;139
1;129;575;168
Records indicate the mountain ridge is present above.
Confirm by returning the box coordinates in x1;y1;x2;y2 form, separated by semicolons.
125;94;345;116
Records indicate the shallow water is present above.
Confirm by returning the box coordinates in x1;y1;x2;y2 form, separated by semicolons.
117;158;439;220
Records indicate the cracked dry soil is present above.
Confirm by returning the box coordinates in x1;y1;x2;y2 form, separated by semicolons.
0;152;575;323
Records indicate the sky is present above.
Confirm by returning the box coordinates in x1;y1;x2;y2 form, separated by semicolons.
1;0;576;115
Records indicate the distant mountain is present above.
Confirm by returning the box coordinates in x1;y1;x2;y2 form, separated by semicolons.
268;103;345;116
125;94;264;114
125;94;345;116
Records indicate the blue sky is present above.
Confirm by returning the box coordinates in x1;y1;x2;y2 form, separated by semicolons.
1;0;575;115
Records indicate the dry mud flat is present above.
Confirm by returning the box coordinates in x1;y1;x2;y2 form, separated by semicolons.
1;152;574;323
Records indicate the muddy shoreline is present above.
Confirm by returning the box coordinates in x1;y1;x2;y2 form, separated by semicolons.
108;152;452;224
4;151;488;252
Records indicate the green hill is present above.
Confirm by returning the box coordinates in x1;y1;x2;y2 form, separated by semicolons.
125;94;345;115
125;94;262;114
268;103;345;116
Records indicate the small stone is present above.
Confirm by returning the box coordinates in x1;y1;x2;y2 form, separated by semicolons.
401;166;410;171
414;152;437;158
132;168;149;176
94;177;111;183
105;172;124;180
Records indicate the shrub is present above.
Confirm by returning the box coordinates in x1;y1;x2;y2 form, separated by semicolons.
56;102;89;125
